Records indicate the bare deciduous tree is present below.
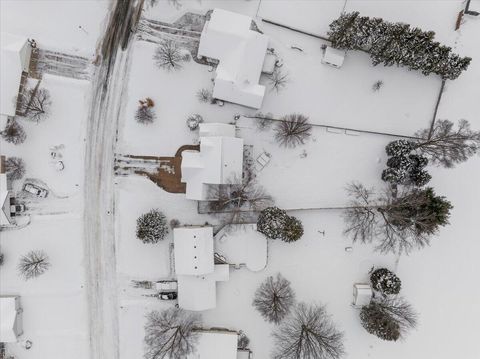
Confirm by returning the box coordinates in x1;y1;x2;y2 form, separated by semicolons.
18;250;50;280
20;88;51;123
196;88;213;103
274;114;312;148
272;303;345;359
5;157;26;181
253;273;295;324
415;119;480;168
266;68;289;93
144;308;201;359
207;174;273;226
153;40;190;71
343;182;452;254
1;119;26;145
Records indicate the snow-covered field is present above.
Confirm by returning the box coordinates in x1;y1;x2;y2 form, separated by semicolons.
1;0;479;359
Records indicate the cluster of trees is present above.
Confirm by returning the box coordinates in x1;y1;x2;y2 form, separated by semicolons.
382;140;431;187
252;273;344;359
360;268;417;341
343;183;452;254
328;12;471;80
257;206;304;243
136;209;169;244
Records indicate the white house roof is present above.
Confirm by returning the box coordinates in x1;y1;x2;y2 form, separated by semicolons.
181;123;244;201
0;173;11;226
177;265;229;311
0;32;28;117
174;226;214;275
187;331;238;359
0;296;21;343
198;9;269;109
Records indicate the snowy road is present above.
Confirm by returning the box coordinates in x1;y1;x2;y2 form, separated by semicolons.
83;1;143;359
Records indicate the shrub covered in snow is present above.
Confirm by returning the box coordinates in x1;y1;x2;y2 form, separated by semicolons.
196;88;213;103
370;268;401;295
5;157;26;181
237;331;250;350
281;215;304;243
1;120;26;145
136;209;168;244
257;206;288;239
135;98;156;124
360;298;417;341
0;252;4;266
17;250;50;280
385;140;415;157
328;12;471;80
186;114;203;131
253;273;295;324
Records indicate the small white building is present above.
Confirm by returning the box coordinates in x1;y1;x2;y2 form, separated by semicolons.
0;156;13;227
181;123;244;201
322;46;345;68
0;296;23;343
1;32;32;127
174;226;230;311
187;330;238;359
198;9;269;109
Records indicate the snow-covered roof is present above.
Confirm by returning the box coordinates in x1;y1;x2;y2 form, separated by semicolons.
322;46;345;68
187;330;238;359
181;123;244;201
198;9;269;109
177;264;230;311
174;226;214;275
0;296;22;343
0;32;29;117
0;173;12;226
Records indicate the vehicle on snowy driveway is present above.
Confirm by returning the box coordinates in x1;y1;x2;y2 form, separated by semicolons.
23;183;49;198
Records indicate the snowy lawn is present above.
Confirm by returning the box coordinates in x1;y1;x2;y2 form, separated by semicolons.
0;74;90;359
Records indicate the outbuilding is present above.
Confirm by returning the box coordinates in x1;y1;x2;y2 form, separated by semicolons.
0;296;23;343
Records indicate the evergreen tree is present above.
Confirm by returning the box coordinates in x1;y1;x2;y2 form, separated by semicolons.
257;207;288;239
281;215;304;242
370;268;402;295
136;209;168;244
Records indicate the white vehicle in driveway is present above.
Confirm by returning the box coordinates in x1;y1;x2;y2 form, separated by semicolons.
23;183;48;198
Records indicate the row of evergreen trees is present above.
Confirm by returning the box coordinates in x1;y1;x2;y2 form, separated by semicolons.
328;12;471;80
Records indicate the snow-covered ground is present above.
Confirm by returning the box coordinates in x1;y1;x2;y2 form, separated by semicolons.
1;1;479;359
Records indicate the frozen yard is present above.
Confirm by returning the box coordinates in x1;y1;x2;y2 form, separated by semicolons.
1;1;479;359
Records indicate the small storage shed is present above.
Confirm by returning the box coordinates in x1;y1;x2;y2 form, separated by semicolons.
322;46;345;68
187;330;238;359
352;283;373;307
0;296;23;343
0;156;13;227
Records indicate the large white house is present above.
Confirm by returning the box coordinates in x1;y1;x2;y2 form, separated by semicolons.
174;226;230;311
198;9;269;109
0;32;32;127
181;123;243;201
0;296;23;343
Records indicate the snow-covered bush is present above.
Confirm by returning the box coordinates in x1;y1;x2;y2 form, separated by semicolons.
237;331;250;350
186;114;203;131
266;68;289;93
257;206;288;239
135;97;156;124
360;297;417;341
253;273;295;324
0;253;4;266
281;215;304;243
169;218;180;229
328;12;471;80
18;250;50;280
1;120;26;145
385;140;415;157
5;157;26;181
136;209;168;244
257;207;304;242
196;88;213;103
370;268;401;295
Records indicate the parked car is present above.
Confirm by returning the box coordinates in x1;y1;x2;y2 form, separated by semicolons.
23;183;48;198
10;204;25;216
159;292;178;300
155;280;178;301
